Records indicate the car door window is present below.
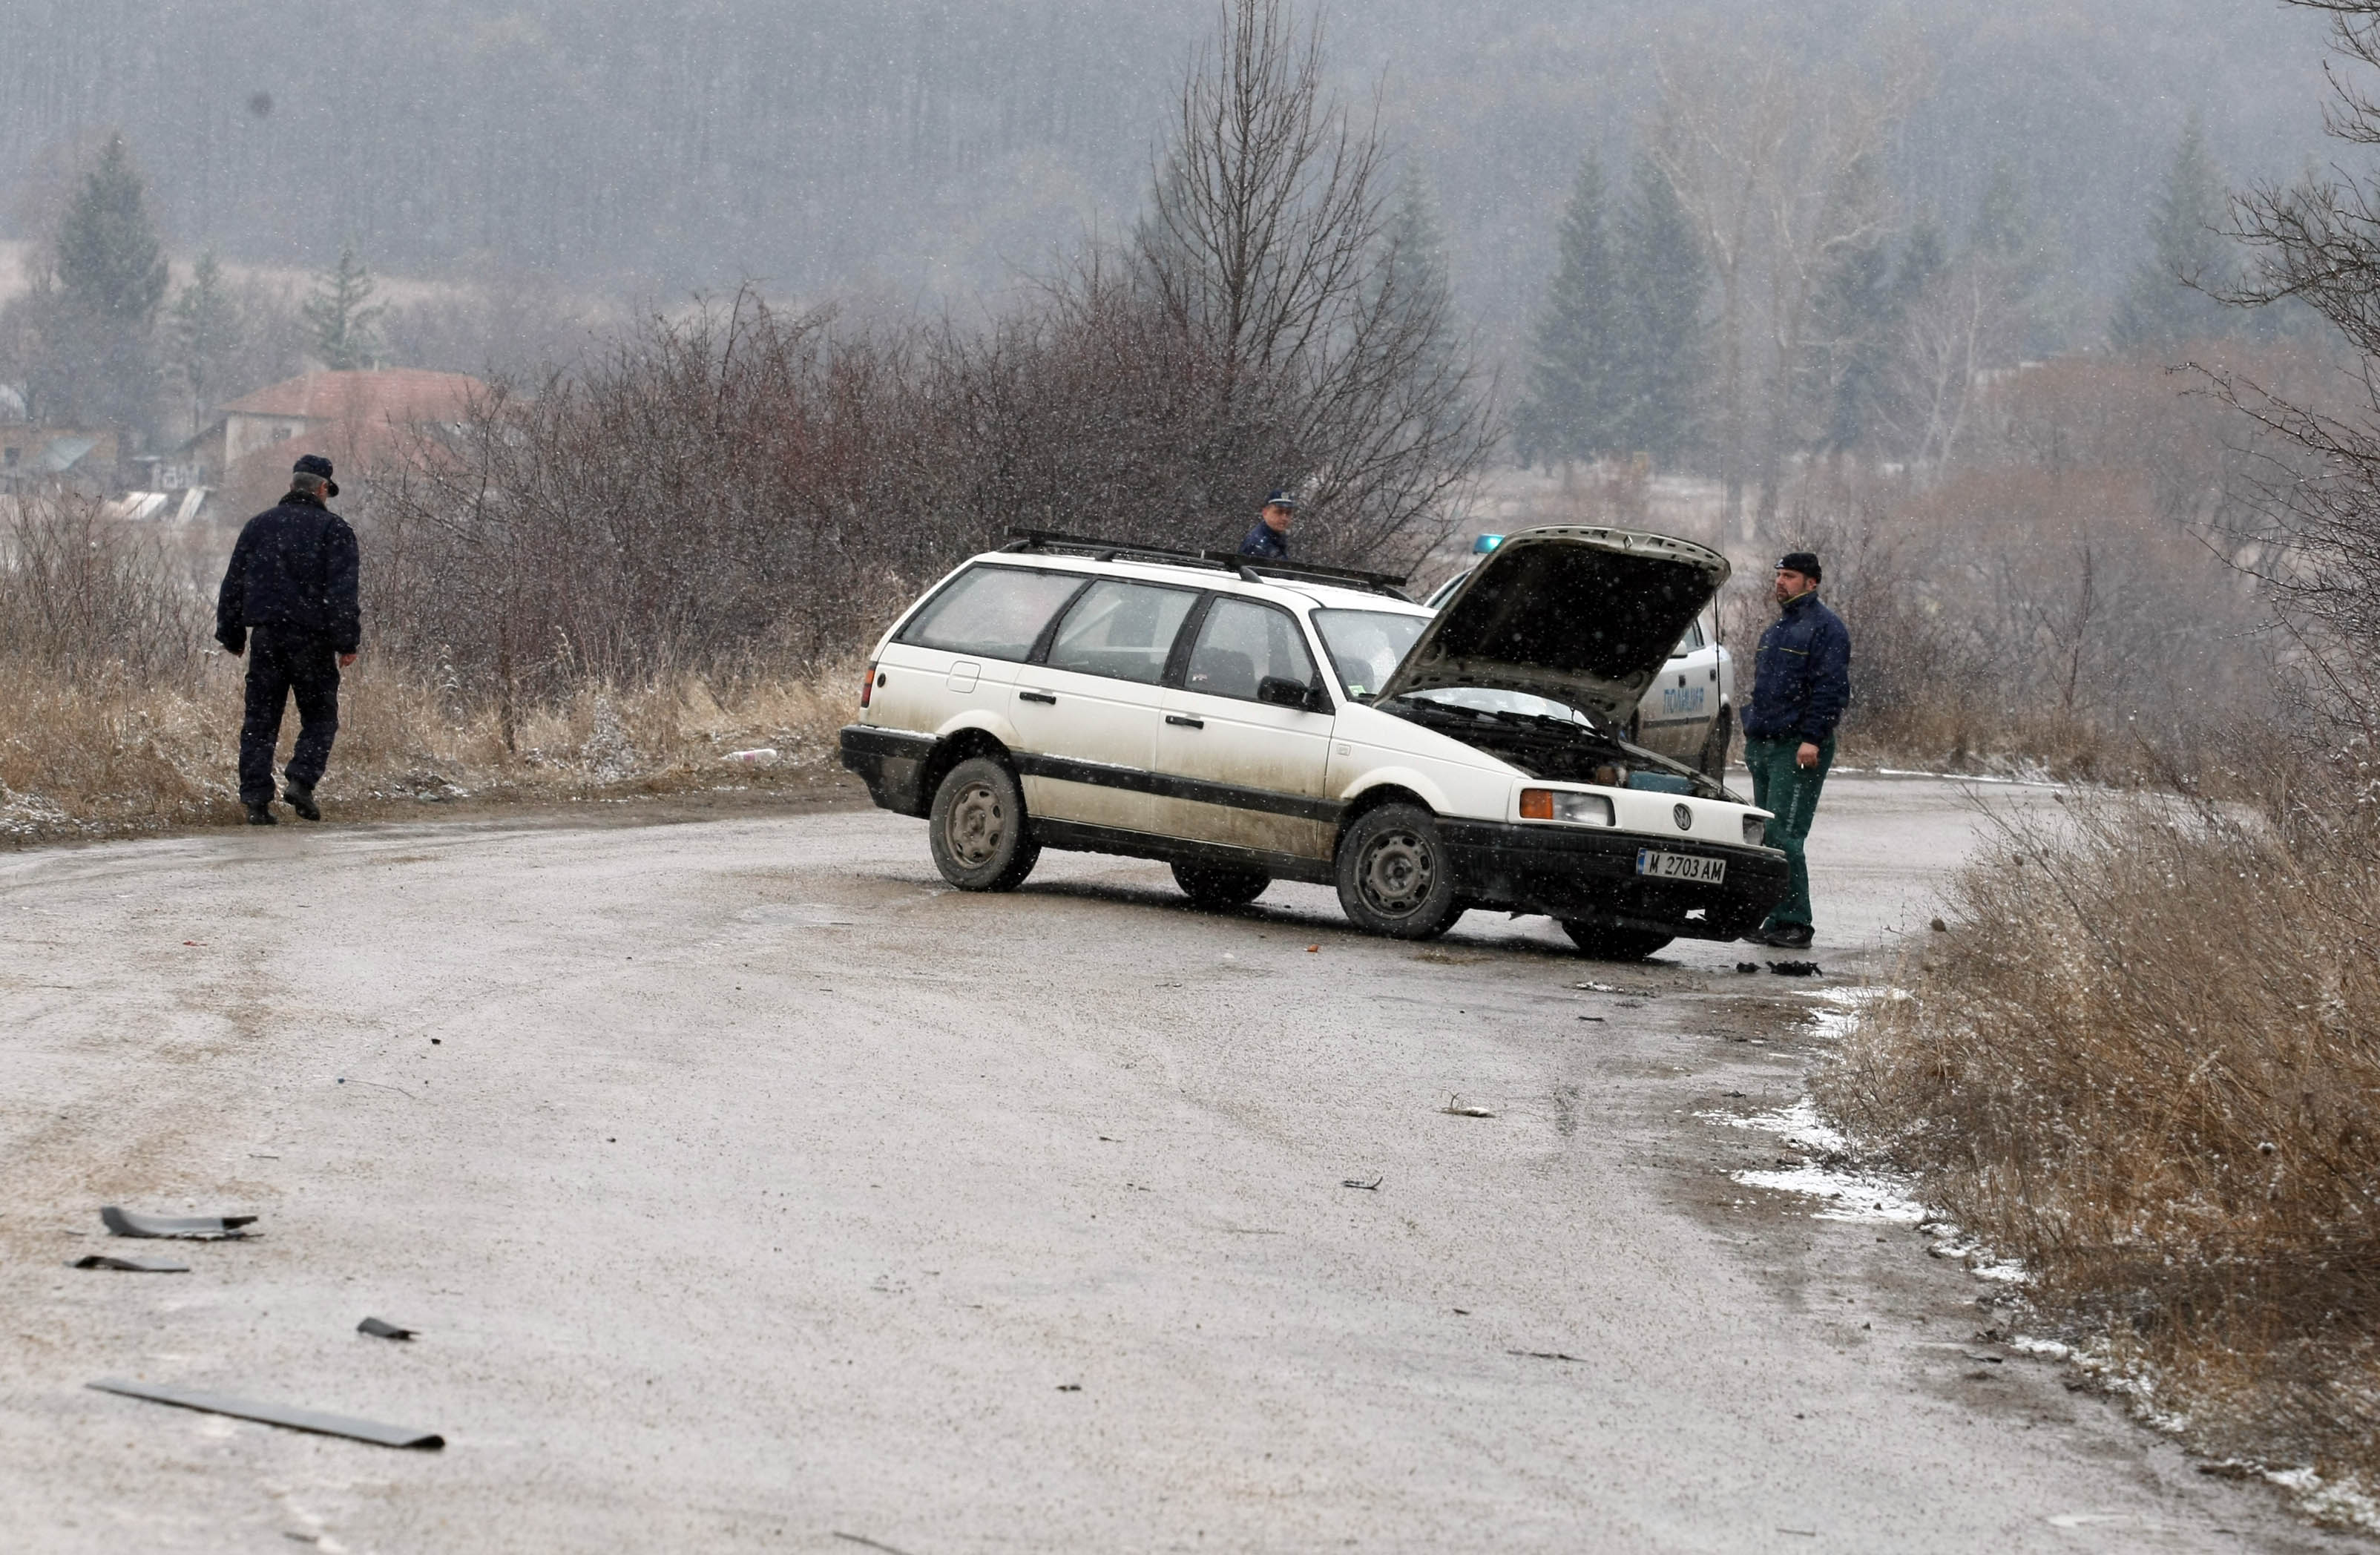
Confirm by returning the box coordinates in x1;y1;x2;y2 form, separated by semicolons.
1184;597;1315;700
1671;617;1705;657
1043;580;1197;684
900;566;1085;660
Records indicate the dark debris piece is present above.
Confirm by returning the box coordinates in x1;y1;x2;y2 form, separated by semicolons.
357;1317;416;1341
102;1206;255;1240
1735;962;1761;973
1767;961;1823;977
1341;1177;1383;1191
86;1378;443;1449
1508;1349;1586;1363
70;1255;188;1273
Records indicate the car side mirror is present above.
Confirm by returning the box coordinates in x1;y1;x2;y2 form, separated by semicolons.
1258;675;1327;712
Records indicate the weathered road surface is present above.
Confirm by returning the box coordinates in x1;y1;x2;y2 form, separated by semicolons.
0;777;2353;1553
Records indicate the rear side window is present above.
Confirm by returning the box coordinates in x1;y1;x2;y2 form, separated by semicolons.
1045;580;1197;684
1185;598;1315;700
900;566;1085;660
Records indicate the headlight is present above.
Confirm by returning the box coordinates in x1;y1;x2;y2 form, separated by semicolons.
1520;789;1615;826
1743;815;1769;846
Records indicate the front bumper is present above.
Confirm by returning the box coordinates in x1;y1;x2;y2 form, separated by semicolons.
840;724;936;817
1439;818;1788;941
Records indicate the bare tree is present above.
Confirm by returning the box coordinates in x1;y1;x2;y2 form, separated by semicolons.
1133;0;1491;565
2214;0;2380;727
1648;36;1917;539
1876;260;2019;475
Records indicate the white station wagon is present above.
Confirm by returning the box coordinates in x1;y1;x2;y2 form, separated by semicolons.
841;527;1788;958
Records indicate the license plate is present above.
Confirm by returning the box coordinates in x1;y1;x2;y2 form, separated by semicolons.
1637;849;1725;884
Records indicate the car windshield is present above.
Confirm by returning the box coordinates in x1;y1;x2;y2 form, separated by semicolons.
1312;608;1427;700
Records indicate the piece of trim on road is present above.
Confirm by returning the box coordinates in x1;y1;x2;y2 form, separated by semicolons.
101;1206;256;1239
70;1255;189;1272
357;1317;417;1341
85;1378;444;1449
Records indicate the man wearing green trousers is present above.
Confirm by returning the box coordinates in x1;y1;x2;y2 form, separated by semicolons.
1738;551;1851;950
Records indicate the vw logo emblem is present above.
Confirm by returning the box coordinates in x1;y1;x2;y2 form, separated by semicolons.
1672;803;1693;830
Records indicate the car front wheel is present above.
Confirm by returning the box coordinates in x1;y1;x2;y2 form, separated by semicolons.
928;756;1041;891
1560;921;1673;961
1335;803;1462;939
1172;861;1270;908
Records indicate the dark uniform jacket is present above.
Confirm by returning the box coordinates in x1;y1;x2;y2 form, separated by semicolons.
1238;521;1289;561
214;492;361;656
1742;591;1851;743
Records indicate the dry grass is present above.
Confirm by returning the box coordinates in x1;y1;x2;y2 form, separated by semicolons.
1820;776;2380;1486
0;652;860;842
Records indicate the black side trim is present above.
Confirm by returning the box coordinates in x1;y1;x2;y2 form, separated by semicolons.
1437;818;1789;942
1012;751;1342;824
1030;818;1337;886
839;725;938;817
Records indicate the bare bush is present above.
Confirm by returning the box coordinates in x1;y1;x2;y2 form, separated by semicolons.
0;497;205;683
1823;777;2380;1476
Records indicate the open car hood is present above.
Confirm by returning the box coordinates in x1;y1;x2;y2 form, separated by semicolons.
1374;527;1729;724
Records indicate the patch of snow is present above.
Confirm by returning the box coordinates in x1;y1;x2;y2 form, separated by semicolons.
2265;1467;2380;1532
1735;1162;1929;1224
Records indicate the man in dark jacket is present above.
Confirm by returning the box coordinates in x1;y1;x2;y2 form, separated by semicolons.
1739;550;1851;949
215;454;361;825
1237;490;1298;561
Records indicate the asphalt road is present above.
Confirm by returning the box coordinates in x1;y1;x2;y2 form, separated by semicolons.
0;775;2356;1554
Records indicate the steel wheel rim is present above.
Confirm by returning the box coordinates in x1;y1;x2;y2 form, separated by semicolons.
945;780;1006;866
1358;828;1433;915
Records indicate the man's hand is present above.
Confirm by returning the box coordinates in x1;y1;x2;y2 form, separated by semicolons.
1796;740;1821;769
338;653;358;668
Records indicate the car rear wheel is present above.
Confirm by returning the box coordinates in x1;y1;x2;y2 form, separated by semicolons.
1335;803;1462;939
928;756;1041;892
1697;705;1735;782
1171;862;1271;908
1560;921;1673;961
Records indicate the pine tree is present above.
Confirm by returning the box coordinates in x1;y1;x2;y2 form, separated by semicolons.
1515;154;1623;467
56;134;168;327
1612;154;1708;465
1892;214;1948;309
1804;153;1893;453
1376;164;1457;380
304;243;385;369
2110;111;2239;350
168;250;243;413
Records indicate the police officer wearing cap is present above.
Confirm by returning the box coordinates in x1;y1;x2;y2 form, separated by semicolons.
1238;489;1298;561
1739;550;1852;950
214;454;361;825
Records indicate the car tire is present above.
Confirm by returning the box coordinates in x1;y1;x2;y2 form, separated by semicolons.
1335;803;1462;940
928;756;1040;892
1560;921;1674;961
1171;861;1271;908
1697;705;1735;782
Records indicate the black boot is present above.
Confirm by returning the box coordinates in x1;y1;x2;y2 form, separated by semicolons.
1758;922;1814;950
245;803;277;826
284;782;320;822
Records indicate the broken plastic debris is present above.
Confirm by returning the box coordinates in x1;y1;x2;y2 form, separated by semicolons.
1768;961;1822;977
1341;1177;1383;1191
1574;981;1620;993
1508;1349;1585;1362
70;1255;188;1273
723;748;779;766
86;1378;443;1449
102;1206;255;1240
1442;1096;1496;1118
1735;961;1761;973
357;1317;416;1341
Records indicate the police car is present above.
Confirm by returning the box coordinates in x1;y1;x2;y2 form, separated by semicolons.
1424;535;1735;779
840;526;1787;959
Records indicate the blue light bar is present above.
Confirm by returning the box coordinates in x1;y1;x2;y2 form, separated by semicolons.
1471;533;1505;554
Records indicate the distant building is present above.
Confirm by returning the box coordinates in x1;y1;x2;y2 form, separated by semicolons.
178;368;487;517
0;426;122;496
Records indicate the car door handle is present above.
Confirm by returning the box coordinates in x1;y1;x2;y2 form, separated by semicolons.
1019;690;1057;704
1166;714;1205;729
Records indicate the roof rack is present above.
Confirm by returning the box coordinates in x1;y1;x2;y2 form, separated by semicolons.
1000;527;1410;599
